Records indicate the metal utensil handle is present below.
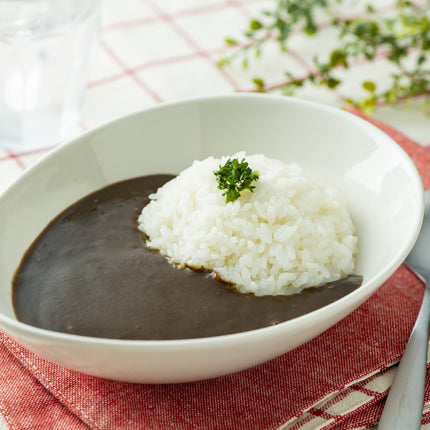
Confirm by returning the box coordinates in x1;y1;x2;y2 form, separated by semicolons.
378;281;430;430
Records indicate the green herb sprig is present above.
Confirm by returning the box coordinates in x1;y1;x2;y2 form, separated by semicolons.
219;0;430;114
214;158;259;203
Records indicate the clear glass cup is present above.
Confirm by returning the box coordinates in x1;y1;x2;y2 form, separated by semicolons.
0;0;100;151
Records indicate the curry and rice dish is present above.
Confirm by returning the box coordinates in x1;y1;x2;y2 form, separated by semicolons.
12;153;362;340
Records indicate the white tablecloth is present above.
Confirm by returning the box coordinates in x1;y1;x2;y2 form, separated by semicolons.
0;0;429;195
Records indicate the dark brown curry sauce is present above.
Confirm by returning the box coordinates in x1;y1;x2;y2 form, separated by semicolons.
12;175;362;340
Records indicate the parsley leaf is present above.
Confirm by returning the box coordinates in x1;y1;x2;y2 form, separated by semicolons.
214;158;259;203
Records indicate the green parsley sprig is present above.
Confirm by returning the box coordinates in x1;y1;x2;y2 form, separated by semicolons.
214;158;259;203
219;0;430;114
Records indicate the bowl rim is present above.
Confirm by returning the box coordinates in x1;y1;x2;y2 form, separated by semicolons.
0;93;424;348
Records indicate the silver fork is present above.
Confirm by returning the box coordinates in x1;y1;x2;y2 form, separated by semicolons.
378;191;430;429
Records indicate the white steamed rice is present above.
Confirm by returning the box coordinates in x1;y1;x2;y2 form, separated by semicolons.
137;153;358;296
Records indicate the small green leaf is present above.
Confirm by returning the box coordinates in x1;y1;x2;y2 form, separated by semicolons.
217;58;228;67
361;97;377;114
362;81;376;92
304;15;317;35
249;19;263;31
225;37;238;46
386;89;397;104
326;77;341;88
354;20;379;37
417;53;426;66
281;85;296;96
252;77;265;90
329;50;347;68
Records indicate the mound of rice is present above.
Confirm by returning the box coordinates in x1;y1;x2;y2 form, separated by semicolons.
138;153;358;296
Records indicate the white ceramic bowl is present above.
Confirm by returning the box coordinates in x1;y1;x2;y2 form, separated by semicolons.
0;94;423;383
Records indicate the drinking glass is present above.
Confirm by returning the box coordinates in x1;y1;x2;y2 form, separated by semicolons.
0;0;100;151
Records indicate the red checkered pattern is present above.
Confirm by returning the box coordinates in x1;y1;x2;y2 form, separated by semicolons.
0;0;429;193
0;1;429;429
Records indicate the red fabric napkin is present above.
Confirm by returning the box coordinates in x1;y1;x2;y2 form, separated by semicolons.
1;111;429;430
